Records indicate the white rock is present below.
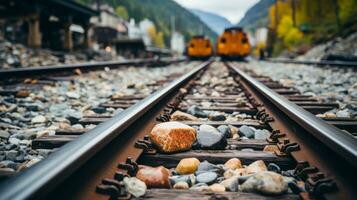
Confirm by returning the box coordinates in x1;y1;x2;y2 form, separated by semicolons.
66;91;80;99
123;177;147;197
31;115;47;124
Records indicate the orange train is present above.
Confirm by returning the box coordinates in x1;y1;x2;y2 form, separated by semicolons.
186;35;213;59
187;27;251;60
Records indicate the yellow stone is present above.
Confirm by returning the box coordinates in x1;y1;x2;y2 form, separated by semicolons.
171;111;199;121
209;184;226;192
176;158;200;175
246;160;267;174
224;158;242;170
263;145;279;153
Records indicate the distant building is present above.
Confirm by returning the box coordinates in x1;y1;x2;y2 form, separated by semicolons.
90;4;128;51
255;28;268;48
139;19;155;46
171;31;185;55
128;19;142;39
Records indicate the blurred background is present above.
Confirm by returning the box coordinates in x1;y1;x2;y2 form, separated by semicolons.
0;0;356;68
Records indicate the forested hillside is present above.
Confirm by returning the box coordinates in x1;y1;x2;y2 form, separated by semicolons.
268;0;357;54
190;9;232;34
77;0;217;46
238;0;274;31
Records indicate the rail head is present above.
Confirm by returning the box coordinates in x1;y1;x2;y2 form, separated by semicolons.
0;57;187;79
0;60;212;200
227;63;357;168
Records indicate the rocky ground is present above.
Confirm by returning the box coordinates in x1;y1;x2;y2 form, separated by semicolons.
297;32;357;61
0;62;195;173
242;61;357;118
0;40;113;69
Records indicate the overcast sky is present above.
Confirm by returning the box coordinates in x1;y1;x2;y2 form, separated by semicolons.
174;0;260;24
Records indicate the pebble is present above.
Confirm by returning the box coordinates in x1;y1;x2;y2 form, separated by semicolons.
240;171;288;195
8;137;20;145
173;182;189;189
199;124;217;132
176;158;200;175
209;183;226;192
123;177;147;197
187;105;208;118
171;111;199;121
238;125;255;138
149;122;196;153
196;160;224;175
169;175;195;186
267;163;281;173
189;183;211;192
0;130;10;139
136;166;171;188
224;168;246;179
31;115;47;124
196;172;217;185
217;125;232;138
254;129;271;140
246;160;267;174
5;150;18;161
336;109;350;118
224;158;242;170
263;145;279;153
196;129;227;150
208;114;226;121
66;91;80;99
220;176;239;192
92;107;106;114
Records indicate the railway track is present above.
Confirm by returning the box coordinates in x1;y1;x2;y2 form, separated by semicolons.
0;61;356;200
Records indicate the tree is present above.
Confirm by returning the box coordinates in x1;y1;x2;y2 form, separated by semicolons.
155;32;165;48
115;6;129;20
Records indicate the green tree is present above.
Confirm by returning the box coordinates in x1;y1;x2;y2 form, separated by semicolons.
115;6;129;20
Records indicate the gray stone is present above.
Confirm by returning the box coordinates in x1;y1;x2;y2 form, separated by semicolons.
187;105;208;118
189;183;211;192
268;163;281;173
169;175;195;186
196;129;227;150
5;150;18;161
0;130;10;139
31;115;47;124
336;109;350;118
217;125;232;138
220;176;239;192
196;172;217;185
240;171;288;195
239;125;255;138
208;114;226;121
196;161;224;175
8;137;20;145
66;91;80;99
254;129;271;140
123;177;147;197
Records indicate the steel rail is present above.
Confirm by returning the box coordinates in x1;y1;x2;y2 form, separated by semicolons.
268;58;357;67
228;63;357;168
0;57;186;78
0;60;212;200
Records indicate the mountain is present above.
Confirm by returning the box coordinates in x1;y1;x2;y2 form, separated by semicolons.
190;9;232;34
77;0;217;45
238;0;275;31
